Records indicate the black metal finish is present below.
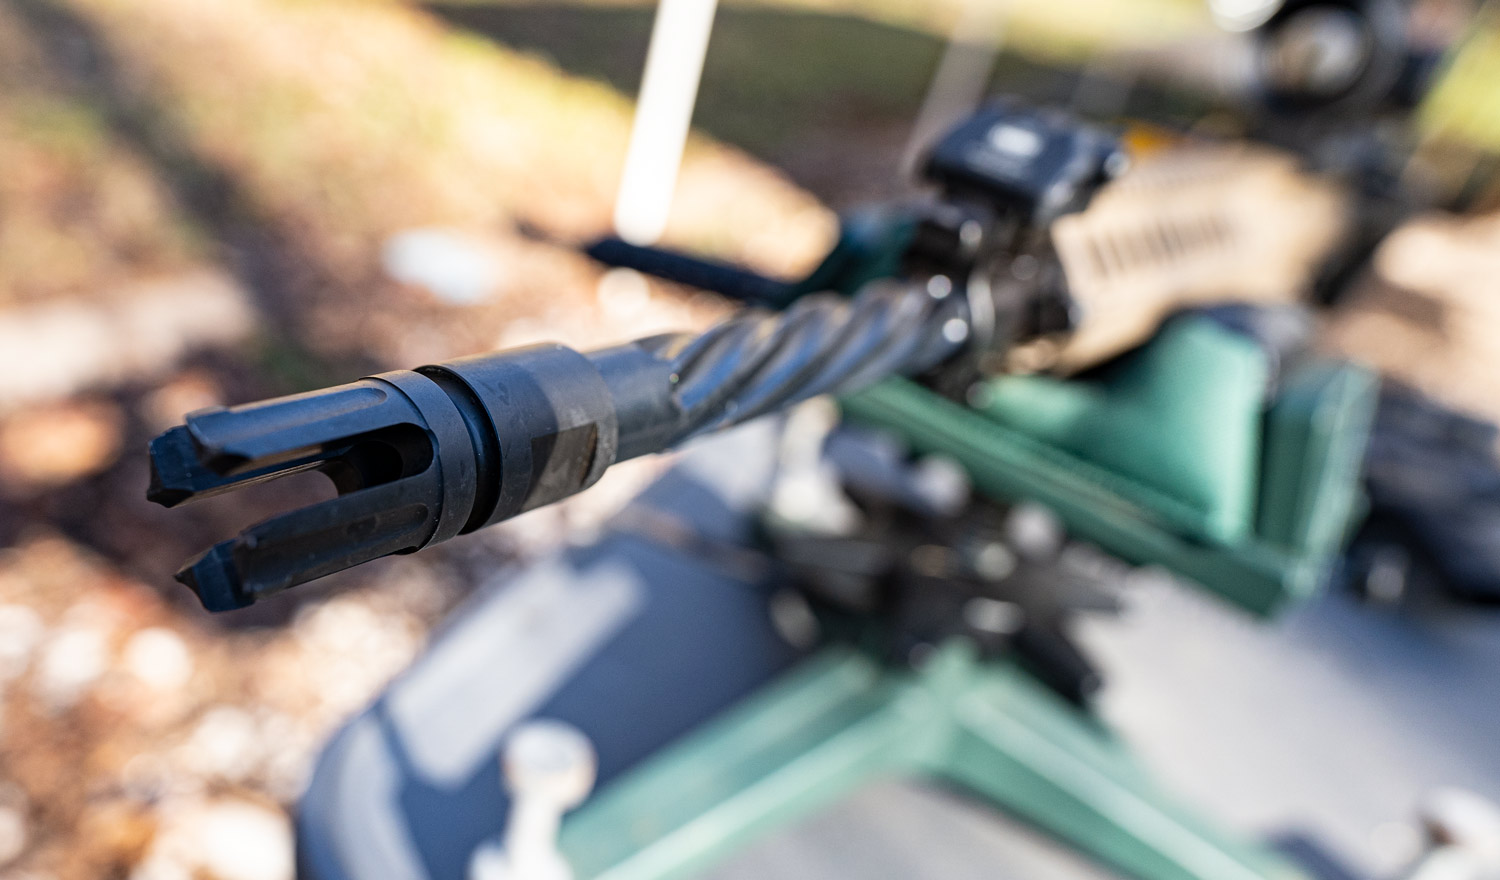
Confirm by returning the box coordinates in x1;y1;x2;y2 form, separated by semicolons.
1254;0;1413;119
148;371;473;611
148;281;969;610
922;100;1126;228
585;237;797;307
1343;383;1500;604
763;426;1124;707
146;99;1124;612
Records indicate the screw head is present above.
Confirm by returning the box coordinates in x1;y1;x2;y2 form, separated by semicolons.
503;720;597;809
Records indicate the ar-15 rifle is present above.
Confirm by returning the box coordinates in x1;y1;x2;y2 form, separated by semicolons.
145;100;1124;611
149;98;1349;614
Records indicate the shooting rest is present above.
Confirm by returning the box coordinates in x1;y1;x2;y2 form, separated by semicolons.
297;317;1376;880
844;312;1379;616
557;639;1304;880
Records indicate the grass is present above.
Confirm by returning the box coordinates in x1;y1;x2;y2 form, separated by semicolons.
0;5;205;307
431;0;1216;63
426;0;1227;214
1420;4;1500;152
48;0;831;259
432;0;1500;158
429;3;1084;160
31;0;835;373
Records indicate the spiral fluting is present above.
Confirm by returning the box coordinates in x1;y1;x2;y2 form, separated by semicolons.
147;277;978;608
653;280;972;445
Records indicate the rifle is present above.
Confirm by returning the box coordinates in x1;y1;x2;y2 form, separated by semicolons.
145;99;1346;612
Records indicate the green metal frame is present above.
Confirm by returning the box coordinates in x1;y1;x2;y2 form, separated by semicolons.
791;211;1378;616
561;641;1306;880
841;358;1377;617
553;284;1374;879
843;378;1306;615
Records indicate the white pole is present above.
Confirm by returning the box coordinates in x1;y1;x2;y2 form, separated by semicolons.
901;0;1007;178
613;0;720;246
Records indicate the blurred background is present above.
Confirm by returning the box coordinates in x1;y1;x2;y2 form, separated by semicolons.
2;0;1500;878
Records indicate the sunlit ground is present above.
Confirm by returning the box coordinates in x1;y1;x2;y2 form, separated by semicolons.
0;0;1498;877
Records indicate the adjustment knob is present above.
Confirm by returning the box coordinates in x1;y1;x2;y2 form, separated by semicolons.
470;720;597;880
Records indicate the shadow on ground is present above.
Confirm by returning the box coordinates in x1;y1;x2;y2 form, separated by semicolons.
0;0;428;625
428;3;1087;206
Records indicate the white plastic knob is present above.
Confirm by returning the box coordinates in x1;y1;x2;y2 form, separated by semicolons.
469;720;597;880
503;720;597;810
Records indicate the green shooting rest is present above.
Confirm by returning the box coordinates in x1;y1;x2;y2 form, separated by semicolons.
842;314;1379;616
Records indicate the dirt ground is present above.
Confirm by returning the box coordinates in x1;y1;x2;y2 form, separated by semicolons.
0;1;823;875
0;1;1497;878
